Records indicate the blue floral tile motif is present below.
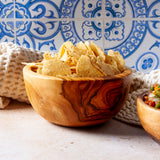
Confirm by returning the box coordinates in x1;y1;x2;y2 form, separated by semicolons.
0;21;15;39
61;20;102;47
15;20;60;50
103;0;148;59
14;0;61;19
0;20;15;43
15;21;31;37
136;52;159;73
147;20;160;39
82;20;102;40
149;40;160;51
27;1;60;19
105;0;125;18
60;0;79;18
104;0;147;19
0;2;14;19
132;0;147;18
104;20;124;41
60;20;77;43
147;0;160;18
82;0;102;18
104;20;147;58
15;3;31;19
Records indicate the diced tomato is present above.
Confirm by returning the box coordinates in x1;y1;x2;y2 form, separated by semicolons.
153;83;158;88
143;83;160;109
145;100;155;107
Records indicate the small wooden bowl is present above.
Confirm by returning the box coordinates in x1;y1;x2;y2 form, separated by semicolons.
23;65;132;127
137;91;160;142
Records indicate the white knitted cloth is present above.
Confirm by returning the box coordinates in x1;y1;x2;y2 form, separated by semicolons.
0;42;44;108
115;69;160;126
0;42;159;126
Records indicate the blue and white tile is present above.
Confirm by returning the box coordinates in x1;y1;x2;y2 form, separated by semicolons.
15;19;103;51
15;0;62;19
0;35;15;44
74;0;102;19
15;0;28;5
0;0;13;6
61;20;103;48
104;0;148;19
104;20;147;58
0;1;14;19
103;20;127;51
146;0;157;8
126;31;160;73
103;19;151;72
128;0;147;18
15;20;62;51
0;21;15;43
105;0;140;18
146;0;160;18
134;51;160;74
147;20;160;39
124;19;160;73
60;20;78;44
105;0;125;18
60;0;80;18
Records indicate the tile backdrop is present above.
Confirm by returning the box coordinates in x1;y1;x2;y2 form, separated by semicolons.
0;0;160;73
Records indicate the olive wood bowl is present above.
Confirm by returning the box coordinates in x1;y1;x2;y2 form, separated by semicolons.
23;65;132;127
137;91;160;142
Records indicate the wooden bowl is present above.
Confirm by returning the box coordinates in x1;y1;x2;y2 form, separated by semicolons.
137;91;160;142
23;65;132;127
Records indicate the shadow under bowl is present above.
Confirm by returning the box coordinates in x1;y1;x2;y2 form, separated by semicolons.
137;91;160;142
23;65;132;127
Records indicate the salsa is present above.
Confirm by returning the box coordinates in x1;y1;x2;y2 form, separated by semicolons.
143;83;160;109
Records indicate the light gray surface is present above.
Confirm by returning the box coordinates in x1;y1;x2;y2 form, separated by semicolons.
0;101;159;160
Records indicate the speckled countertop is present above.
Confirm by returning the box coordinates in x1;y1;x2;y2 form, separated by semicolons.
0;100;160;160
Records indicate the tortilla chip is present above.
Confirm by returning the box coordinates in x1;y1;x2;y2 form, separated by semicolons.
41;59;71;76
57;41;73;59
89;55;106;75
84;41;96;56
32;41;126;78
76;55;104;77
104;54;120;72
58;41;86;64
43;51;55;60
96;57;120;76
76;41;88;52
108;50;125;72
90;42;106;61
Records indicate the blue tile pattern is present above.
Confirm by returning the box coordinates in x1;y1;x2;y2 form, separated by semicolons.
0;0;160;73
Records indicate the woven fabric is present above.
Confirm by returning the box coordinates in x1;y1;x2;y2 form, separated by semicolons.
0;42;44;105
115;69;160;126
0;96;11;109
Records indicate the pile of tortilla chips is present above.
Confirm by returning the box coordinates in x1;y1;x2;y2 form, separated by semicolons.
32;41;125;77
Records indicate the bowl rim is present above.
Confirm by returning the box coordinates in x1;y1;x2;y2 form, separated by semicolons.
23;65;132;81
138;90;160;112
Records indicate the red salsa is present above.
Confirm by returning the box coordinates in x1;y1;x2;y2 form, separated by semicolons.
143;83;160;109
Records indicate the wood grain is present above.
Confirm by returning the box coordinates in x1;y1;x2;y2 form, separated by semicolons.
23;66;132;127
137;91;160;142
